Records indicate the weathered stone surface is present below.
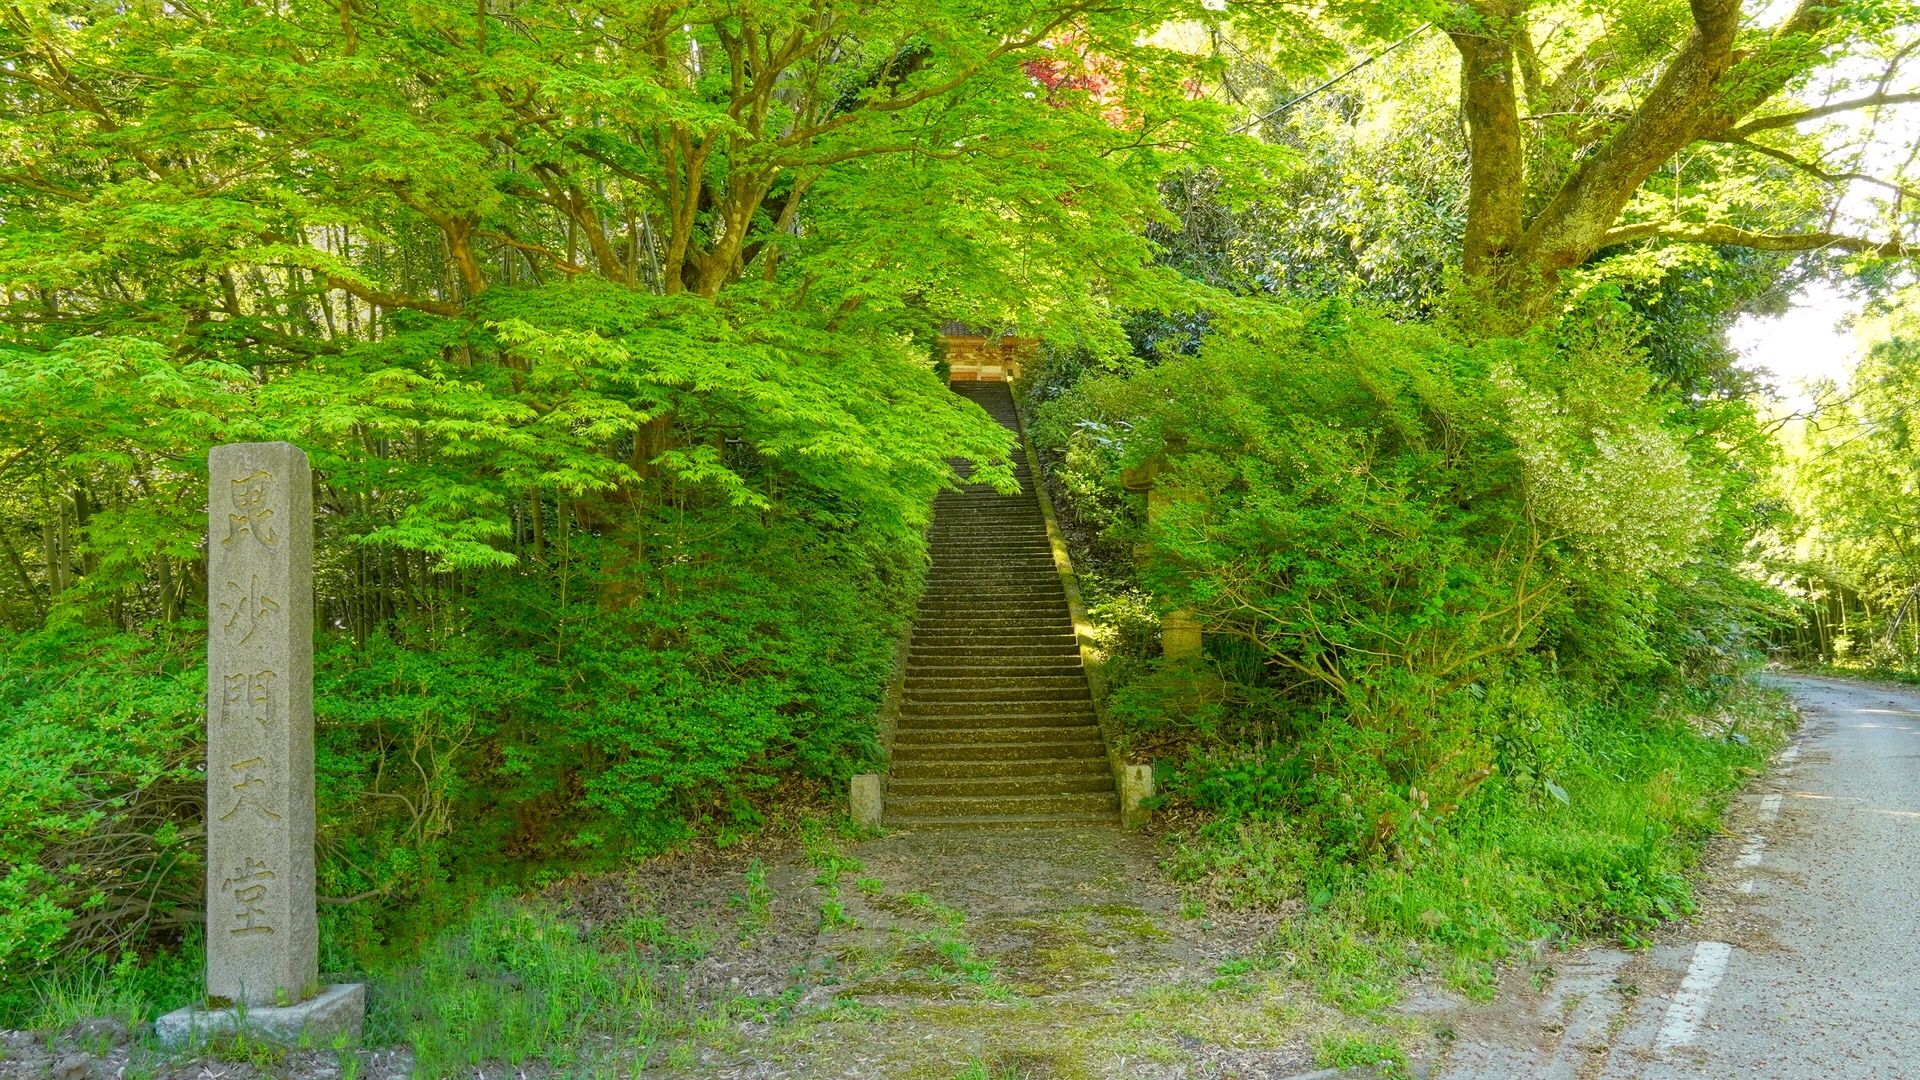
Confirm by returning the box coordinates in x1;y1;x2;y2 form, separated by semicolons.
206;442;316;1007
851;773;884;828
1162;609;1202;660
1119;764;1154;831
155;983;366;1048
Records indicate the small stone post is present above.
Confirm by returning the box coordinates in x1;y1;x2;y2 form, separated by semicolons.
851;774;884;829
160;442;362;1044
1119;765;1155;831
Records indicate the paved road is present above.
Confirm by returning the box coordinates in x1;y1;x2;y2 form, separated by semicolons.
1434;674;1920;1079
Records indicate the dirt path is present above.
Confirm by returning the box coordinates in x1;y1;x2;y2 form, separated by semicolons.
668;824;1354;1078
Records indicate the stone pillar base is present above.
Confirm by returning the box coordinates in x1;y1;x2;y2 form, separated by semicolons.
1163;609;1202;660
1119;764;1154;830
850;773;884;828
155;983;365;1048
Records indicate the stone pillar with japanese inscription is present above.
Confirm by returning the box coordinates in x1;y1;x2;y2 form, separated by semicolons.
205;442;316;1008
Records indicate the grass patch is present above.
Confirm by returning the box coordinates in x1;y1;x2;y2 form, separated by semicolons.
802;816;866;932
1315;1032;1411;1077
1169;678;1795;1010
365;896;687;1075
14;943;201;1034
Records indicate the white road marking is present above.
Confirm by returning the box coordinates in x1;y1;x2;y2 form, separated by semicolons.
1779;744;1800;765
1656;941;1734;1052
1739;774;1789;893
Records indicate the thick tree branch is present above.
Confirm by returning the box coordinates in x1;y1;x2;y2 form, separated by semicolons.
1596;221;1912;256
323;274;462;317
1510;0;1743;280
1730;91;1920;137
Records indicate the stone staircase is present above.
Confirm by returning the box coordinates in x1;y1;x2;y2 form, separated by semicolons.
884;381;1120;828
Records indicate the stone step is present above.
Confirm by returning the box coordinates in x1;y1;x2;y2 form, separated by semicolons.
915;603;1068;615
893;723;1101;745
906;674;1090;690
910;614;1075;622
904;686;1090;705
908;643;1082;659
922;570;1063;582
919;584;1064;594
919;589;1065;602
911;627;1076;642
918;601;1064;613
936;510;1037;518
915;600;1068;611
912;618;1072;632
902;701;1090;717
912;613;1071;625
905;662;1087;679
923;567;1058;578
891;739;1106;762
924;556;1057;567
896;708;1098;729
888;774;1115;798
890;757;1109;780
904;668;1086;683
910;638;1077;655
882;812;1117;830
910;627;1075;638
921;587;1063;596
915;600;1068;613
885;792;1121;818
899;704;1096;724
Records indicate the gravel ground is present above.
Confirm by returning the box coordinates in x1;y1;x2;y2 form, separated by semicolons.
3;824;1374;1079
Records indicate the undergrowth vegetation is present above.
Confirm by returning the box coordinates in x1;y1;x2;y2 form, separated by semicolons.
0;504;922;1012
1028;298;1797;1001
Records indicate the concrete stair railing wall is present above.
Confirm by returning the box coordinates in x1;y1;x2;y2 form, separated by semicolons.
876;380;1145;829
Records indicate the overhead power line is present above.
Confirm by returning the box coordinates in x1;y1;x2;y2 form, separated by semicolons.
1230;23;1436;135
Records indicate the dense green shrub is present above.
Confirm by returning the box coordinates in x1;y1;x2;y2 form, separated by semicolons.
1;496;923;1008
0;630;204;995
1032;299;1785;855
